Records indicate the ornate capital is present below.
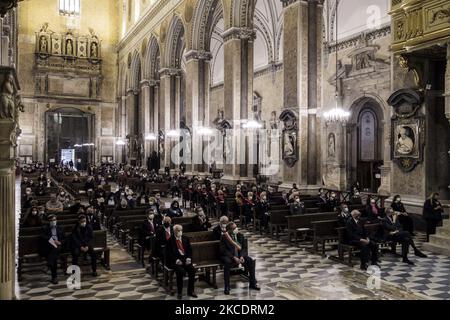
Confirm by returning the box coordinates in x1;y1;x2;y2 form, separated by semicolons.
222;27;256;43
184;50;213;62
159;68;182;77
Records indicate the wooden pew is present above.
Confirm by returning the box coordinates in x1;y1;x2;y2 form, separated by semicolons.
311;219;339;256
286;212;338;244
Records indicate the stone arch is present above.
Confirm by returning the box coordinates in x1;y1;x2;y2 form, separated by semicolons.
190;0;223;52
129;51;142;91
230;0;256;29
143;35;161;80
165;15;186;69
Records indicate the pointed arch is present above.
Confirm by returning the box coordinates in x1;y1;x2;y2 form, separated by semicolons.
143;34;161;80
129;50;142;91
190;0;223;52
165;15;186;69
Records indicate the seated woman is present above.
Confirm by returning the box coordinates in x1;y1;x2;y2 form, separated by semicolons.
391;195;414;235
365;197;383;222
192;207;211;232
22;206;43;227
167;200;183;218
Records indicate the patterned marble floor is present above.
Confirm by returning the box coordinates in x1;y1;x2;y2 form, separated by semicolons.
16;224;450;300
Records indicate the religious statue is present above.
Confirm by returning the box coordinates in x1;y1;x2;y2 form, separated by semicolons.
39;35;48;53
0;72;17;119
396;126;414;155
213;109;224;127
269;111;279;130
90;42;98;58
328;133;336;158
283;133;295;157
66;39;73;55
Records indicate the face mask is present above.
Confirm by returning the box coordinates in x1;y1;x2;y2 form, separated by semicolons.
233;228;239;235
149;201;154;205
397;199;401;203
355;193;360;196
296;198;300;203
32;211;38;215
50;221;57;227
343;208;349;213
198;211;205;217
163;222;170;228
141;198;146;204
80;222;86;228
148;214;154;220
221;224;227;230
176;231;182;238
60;193;65;197
262;196;267;201
371;200;376;204
26;191;31;195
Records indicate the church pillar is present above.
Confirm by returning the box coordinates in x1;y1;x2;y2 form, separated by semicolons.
152;82;159;156
0;67;22;300
140;79;151;162
281;0;322;191
222;27;255;184
185;50;212;176
445;43;450;125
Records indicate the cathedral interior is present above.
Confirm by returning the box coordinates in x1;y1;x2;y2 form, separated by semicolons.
0;0;450;301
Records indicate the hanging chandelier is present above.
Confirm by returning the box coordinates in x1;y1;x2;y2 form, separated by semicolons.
324;0;350;124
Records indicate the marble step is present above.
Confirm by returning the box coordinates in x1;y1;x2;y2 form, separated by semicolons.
426;234;450;248
436;225;450;237
422;242;450;256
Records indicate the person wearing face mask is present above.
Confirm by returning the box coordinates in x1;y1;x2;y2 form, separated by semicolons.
57;191;66;203
36;181;46;196
116;199;129;211
423;192;444;241
166;224;197;299
213;216;229;240
21;176;29;187
381;208;427;265
140;209;158;252
107;194;116;207
256;191;271;229
390;195;415;235
365;197;383;222
70;198;84;215
351;189;362;205
23;206;43;227
317;189;328;209
242;192;256;227
46;193;63;213
346;210;379;270
192;207;211;232
39;214;65;284
71;215;98;277
326;192;341;212
167;200;183;218
86;206;101;231
290;194;305;216
155;216;173;259
338;203;351;227
220;222;260;295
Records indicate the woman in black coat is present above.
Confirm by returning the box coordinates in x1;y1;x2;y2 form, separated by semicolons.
391;195;415;235
423;193;444;241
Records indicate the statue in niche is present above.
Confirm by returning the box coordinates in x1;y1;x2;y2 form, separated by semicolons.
328;133;336;158
90;42;98;58
283;132;295;158
39;36;48;53
356;52;371;70
396;126;415;155
269;111;278;130
213;109;224;127
66;39;73;55
0;72;17;119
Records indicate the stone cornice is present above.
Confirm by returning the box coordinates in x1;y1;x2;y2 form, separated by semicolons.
184;50;213;62
221;27;256;43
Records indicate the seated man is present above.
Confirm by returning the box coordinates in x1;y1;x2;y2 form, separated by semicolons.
86;206;101;231
140;209;158;252
346;210;379;270
290;194;305;215
337;203;351;227
39;214;65;284
381;208;427;265
192;206;211;232
220;222;260;295
213;216;229;240
46;193;64;213
71;215;98;277
155;216;173;259
256;192;271;228
165;224;197;299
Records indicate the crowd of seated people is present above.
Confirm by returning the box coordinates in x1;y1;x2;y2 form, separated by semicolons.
19;162;446;297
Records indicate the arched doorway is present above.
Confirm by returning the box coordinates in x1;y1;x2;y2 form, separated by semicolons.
45;107;95;170
347;98;384;192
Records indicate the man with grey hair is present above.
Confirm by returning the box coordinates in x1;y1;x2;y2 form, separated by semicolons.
166;224;197;299
213;216;229;240
346;210;379;270
46;193;63;213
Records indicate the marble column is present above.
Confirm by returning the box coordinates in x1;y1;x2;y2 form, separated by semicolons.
140;80;151;162
222;27;255;183
0;67;22;300
281;0;322;191
185;50;212;175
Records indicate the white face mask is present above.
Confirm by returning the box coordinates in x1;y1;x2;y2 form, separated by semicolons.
221;224;227;230
141;198;146;204
148;214;154;220
80;222;86;228
176;231;182;238
233;228;239;235
50;221;57;227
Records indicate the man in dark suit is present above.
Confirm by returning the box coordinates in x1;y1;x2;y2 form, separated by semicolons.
346;210;379;270
381;208;427;265
155;216;173;259
166;224;197;299
86;206;101;231
40;214;65;284
213;216;229;240
71;215;98;277
140;209;158;251
220;222;260;295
